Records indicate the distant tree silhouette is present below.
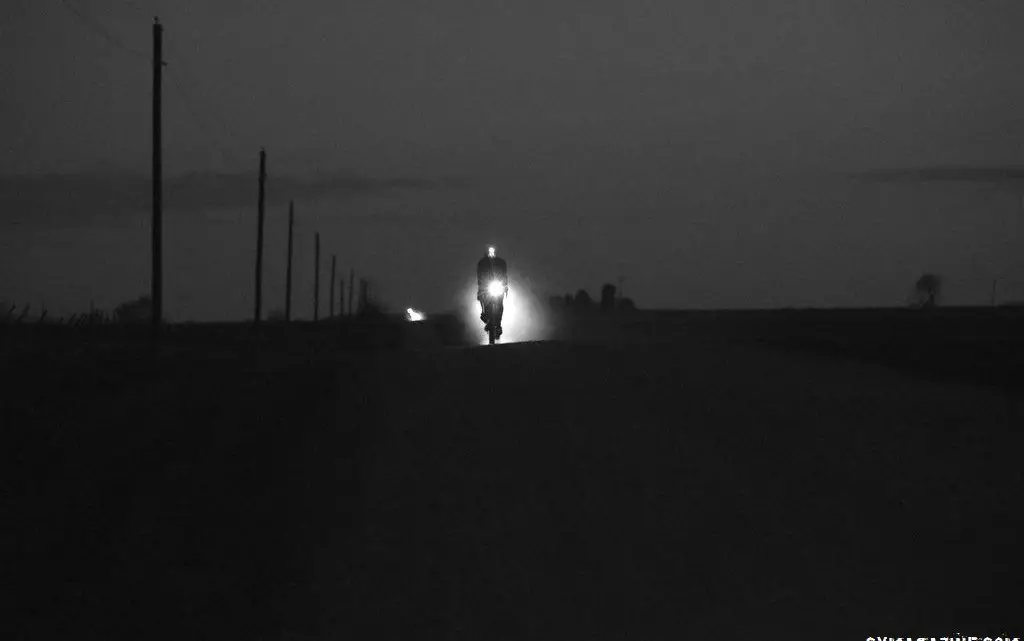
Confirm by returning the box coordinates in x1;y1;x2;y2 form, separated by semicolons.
564;293;573;306
600;283;616;311
574;289;592;309
617;297;636;311
113;295;152;323
914;273;942;308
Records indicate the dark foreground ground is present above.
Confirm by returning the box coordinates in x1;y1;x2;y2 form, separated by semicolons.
3;309;1023;639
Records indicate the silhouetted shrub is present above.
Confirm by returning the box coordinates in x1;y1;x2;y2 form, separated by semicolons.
617;297;636;311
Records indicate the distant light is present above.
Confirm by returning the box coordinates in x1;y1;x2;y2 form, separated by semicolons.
406;308;425;322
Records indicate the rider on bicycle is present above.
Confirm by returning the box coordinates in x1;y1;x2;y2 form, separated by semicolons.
477;245;508;335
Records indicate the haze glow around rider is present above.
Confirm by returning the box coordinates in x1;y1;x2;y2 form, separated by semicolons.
477;245;508;335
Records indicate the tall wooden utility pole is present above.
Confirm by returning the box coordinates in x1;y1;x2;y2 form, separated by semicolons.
313;232;320;321
358;279;368;314
253;148;267;324
348;268;354;316
285;201;294;321
151;18;163;332
329;255;337;318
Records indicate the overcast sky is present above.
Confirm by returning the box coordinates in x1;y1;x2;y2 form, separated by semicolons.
2;1;1024;319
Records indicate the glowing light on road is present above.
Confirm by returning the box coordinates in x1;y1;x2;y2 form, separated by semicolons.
487;280;504;298
406;308;425;322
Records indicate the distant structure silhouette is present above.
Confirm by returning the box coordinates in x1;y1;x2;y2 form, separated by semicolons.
574;289;592;309
914;273;942;308
546;285;636;312
600;283;616;311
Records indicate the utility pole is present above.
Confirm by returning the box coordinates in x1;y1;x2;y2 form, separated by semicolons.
348;268;354;316
313;232;320;321
339;279;345;322
330;255;337;318
151;17;163;333
285;201;294;321
254;148;267;324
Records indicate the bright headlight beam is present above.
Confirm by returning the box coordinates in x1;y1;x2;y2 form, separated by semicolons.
406;308;425;322
487;280;504;298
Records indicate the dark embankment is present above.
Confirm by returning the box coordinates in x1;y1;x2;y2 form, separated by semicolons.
4;307;1022;638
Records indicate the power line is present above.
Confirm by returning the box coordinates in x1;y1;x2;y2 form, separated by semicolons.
163;37;249;143
164;53;251;168
117;0;155;18
55;0;151;62
54;0;249;169
165;68;244;167
161;36;252;169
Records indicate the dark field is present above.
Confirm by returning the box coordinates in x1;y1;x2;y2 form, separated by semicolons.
3;308;1023;639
